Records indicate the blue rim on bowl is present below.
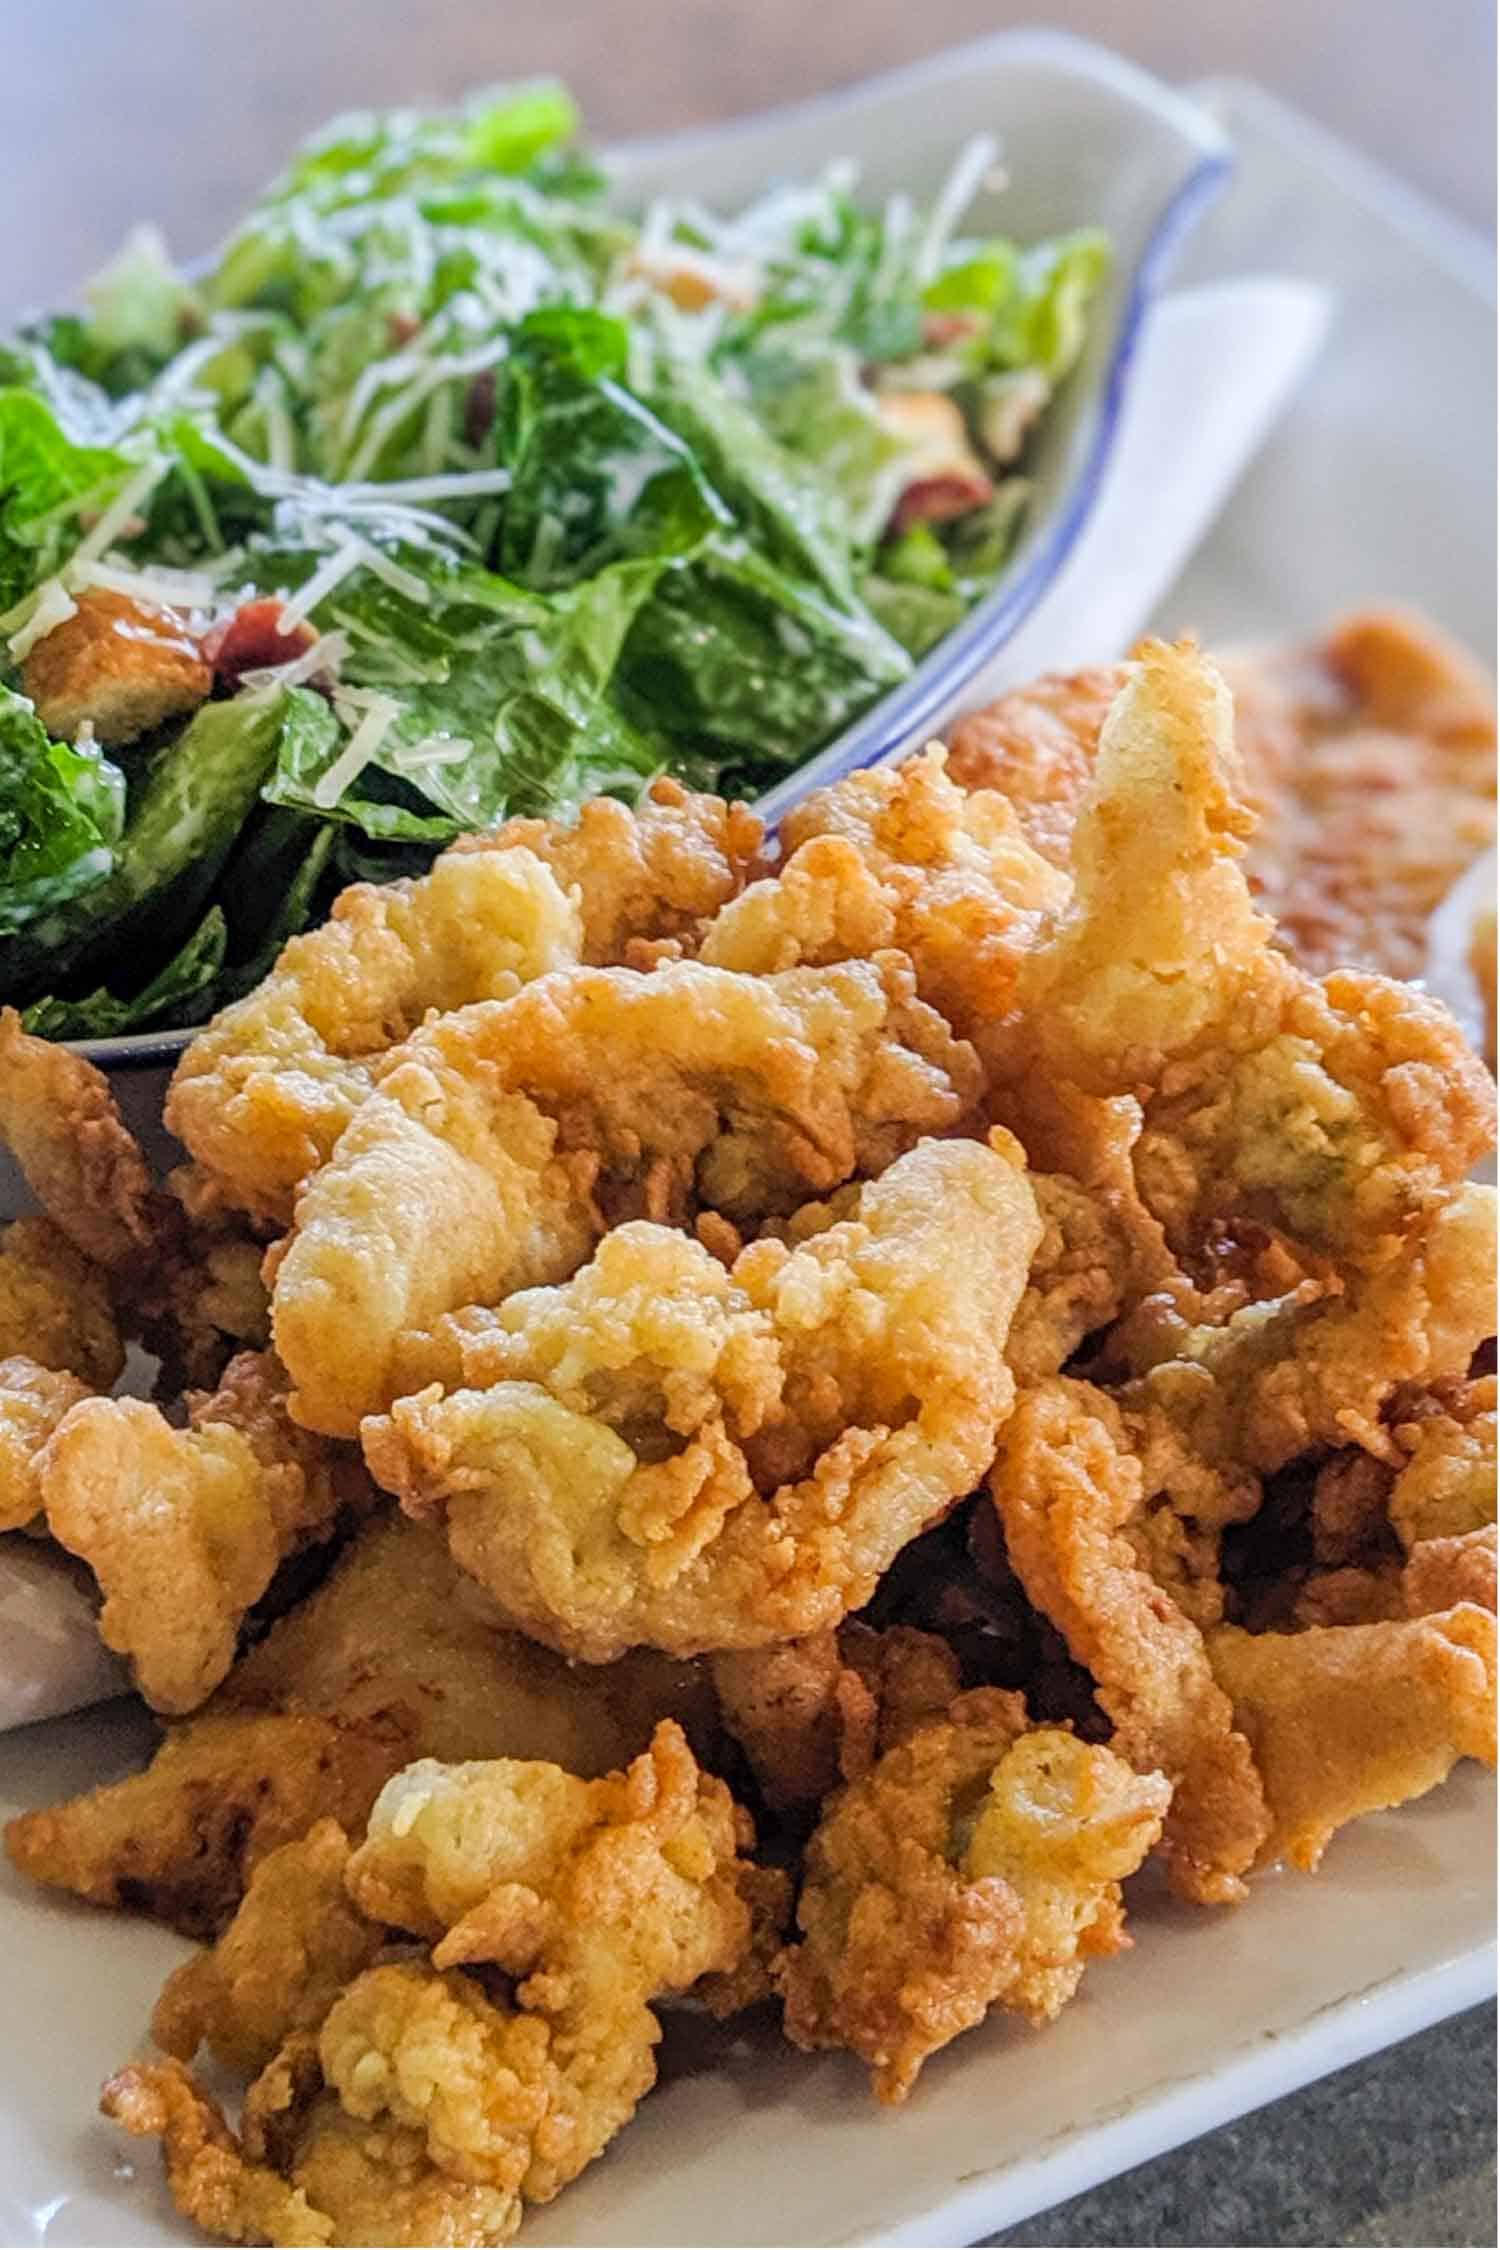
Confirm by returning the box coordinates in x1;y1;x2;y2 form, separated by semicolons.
69;30;1231;1071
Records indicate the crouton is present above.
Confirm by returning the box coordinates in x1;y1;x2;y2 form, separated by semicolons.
23;589;212;745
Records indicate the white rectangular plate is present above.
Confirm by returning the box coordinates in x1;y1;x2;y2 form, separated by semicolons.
0;73;1493;2250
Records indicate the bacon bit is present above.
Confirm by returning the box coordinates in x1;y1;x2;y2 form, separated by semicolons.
387;311;422;347
890;471;994;533
463;370;497;449
203;599;319;687
921;311;985;349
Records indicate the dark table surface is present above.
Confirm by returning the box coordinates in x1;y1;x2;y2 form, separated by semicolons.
6;6;1496;2244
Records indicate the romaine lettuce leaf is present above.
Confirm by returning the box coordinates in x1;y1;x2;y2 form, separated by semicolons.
0;686;125;936
0;390;134;604
21;907;226;1037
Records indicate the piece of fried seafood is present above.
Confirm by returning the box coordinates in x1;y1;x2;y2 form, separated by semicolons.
5;1514;715;1937
1111;1181;1497;1477
1000;641;1495;1282
987;1377;1269;1907
710;1622;962;1810
0;1353;92;1531
107;1724;763;2247
452;773;765;961
275;953;982;1436
166;843;583;1227
1207;1605;1496;1872
943;609;1497;989
0;1008;156;1270
0;1216;122;1389
40;1350;364;1715
776;1688;1169;2102
365;1136;1040;1661
701;745;1066;1039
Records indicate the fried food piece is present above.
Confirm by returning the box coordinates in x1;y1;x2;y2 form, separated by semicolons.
710;746;1066;1038
1403;1529;1497;1617
1121;1185;1497;1473
1389;1376;1498;1548
457;773;764;960
1207;1606;1497;1870
1009;644;1495;1270
167;845;583;1225
946;611;1497;986
1006;1170;1155;1384
0;1353;91;1529
153;1820;382;2074
6;1514;714;1937
365;1137;1039;1660
1470;896;1496;1066
0;1215;121;1386
119;1724;757;2243
275;954;981;1435
987;1378;1269;1905
710;1622;961;1809
42;1352;356;1713
22;588;212;744
777;1689;1169;2100
6;1711;411;1939
101;2059;332;2248
0;1009;156;1268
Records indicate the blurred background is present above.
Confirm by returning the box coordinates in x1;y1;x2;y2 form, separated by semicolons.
3;0;1494;314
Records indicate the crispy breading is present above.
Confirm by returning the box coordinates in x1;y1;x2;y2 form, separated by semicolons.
42;1352;356;1713
22;588;211;744
112;1725;758;2244
0;1353;92;1530
711;1622;962;1809
987;1378;1269;1905
456;773;765;959
101;2059;333;2248
275;954;982;1436
1207;1606;1497;1870
0;1009;157;1268
5;1514;715;1937
365;1138;1039;1660
1389;1376;1498;1548
153;1820;382;2074
0;1215;122;1386
777;1689;1169;2100
945;611;1497;987
732;745;1066;1038
1403;1528;1497;1617
166;845;583;1225
1004;645;1495;1276
6;1710;412;1939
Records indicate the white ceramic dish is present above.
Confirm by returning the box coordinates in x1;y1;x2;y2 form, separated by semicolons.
0;67;1493;2250
63;29;1228;1069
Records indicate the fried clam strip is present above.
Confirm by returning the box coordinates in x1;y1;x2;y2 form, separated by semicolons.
167;845;583;1227
711;1622;962;1811
5;1514;714;1937
41;1351;362;1714
452;773;765;960
987;1378;1270;1906
0;1008;156;1270
1390;1378;1497;1618
1117;1181;1497;1475
275;953;981;1436
701;744;1067;1038
1207;1606;1497;1872
365;1137;1040;1661
776;1688;1169;2101
1006;642;1495;1272
0;1214;122;1386
106;1725;762;2247
0;1354;91;1530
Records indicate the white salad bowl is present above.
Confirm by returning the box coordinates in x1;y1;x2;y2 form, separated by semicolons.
62;29;1229;1073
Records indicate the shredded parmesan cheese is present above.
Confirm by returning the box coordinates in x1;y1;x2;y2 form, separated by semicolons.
314;691;401;807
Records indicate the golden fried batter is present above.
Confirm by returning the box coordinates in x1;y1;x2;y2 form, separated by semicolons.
365;1137;1039;1659
777;1689;1168;2099
1208;1605;1496;1870
276;954;981;1436
42;1352;357;1713
0;1353;91;1530
167;844;583;1225
0;1216;122;1387
988;1378;1269;1905
0;1009;157;1268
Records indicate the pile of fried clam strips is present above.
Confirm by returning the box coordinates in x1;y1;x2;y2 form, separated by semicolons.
0;636;1494;2248
0;82;1103;1039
